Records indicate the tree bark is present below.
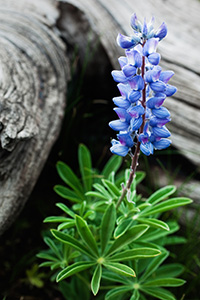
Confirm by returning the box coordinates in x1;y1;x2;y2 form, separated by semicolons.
0;0;69;234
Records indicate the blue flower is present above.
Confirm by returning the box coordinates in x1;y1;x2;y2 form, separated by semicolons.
109;14;175;157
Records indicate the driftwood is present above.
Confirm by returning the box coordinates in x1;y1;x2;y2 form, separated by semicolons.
0;0;69;234
58;0;200;167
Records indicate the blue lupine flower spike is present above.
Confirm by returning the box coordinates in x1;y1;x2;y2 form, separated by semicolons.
109;14;176;157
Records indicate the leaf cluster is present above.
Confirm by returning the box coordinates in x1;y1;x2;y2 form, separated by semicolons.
37;144;192;300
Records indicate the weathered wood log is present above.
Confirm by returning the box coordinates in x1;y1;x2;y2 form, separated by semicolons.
0;0;69;234
58;0;200;167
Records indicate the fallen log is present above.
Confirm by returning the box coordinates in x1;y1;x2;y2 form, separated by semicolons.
0;0;69;234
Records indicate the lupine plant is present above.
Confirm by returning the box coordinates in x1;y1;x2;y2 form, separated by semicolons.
38;14;192;300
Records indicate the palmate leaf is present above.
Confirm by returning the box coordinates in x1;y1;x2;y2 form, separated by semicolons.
100;203;116;254
91;265;102;295
93;183;111;199
75;215;99;257
147;185;176;205
51;229;94;258
109;247;161;261
105;286;133;300
102;270;129;284
78;144;92;192
141;197;192;217
56;261;95;282
44;216;71;223
103;262;136;277
114;218;134;239
105;225;149;256
43;237;62;260
143;277;185;287
56;161;84;197
141;287;176;300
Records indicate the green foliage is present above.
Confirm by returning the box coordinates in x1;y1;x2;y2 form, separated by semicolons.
38;144;192;299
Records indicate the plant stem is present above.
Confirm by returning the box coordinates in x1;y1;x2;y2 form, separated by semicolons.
116;42;146;209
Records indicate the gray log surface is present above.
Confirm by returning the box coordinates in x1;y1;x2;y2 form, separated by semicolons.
0;0;69;234
59;0;200;167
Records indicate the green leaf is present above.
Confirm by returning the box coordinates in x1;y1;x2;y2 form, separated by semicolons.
75;215;99;257
56;203;75;218
102;271;129;284
114;219;133;239
109;247;161;261
37;252;58;262
43;216;71;223
93;183;111;198
57;221;75;230
141;287;176;300
102;179;121;197
141;197;192;217
140;250;169;282
100;203;116;254
105;286;133;300
56;161;84;196
51;229;94;258
154;263;184;278
54;185;82;203
130;289;140;300
91;265;102;295
147;185;176;205
143;278;186;287
56;261;95;282
104;262;136;277
101;155;122;179
106;225;149;256
85;191;109;200
78;144;92;192
137;218;169;231
44;237;62;259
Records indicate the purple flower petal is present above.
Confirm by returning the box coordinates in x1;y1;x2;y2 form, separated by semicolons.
148;53;161;65
145;66;162;83
140;142;154;156
113;107;128;121
150;80;166;92
110;141;129;157
117;83;131;97
138;132;149;143
117;33;140;49
109;120;129;131
142;18;148;37
149;116;170;127
122;65;137;78
143;38;159;56
128;90;141;103
129;75;144;90
154;22;167;40
130;116;143;131
127;104;145;118
130;13;142;32
165;84;177;96
159;71;174;83
113;96;130;109
153;138;171;150
111;70;127;83
126;49;142;68
118;56;128;68
152;107;170;118
152;125;171;138
117;132;134;148
146;95;165;109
